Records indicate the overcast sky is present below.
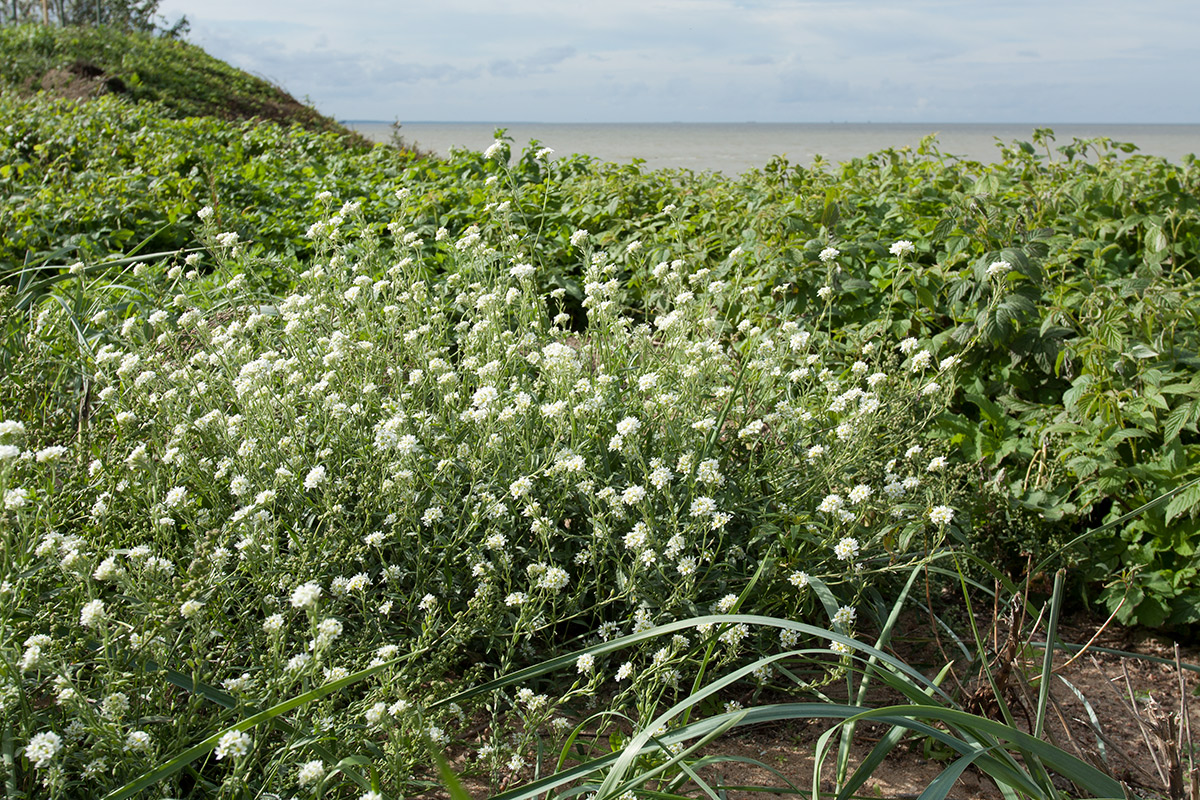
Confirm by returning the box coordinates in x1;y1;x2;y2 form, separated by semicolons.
156;0;1200;124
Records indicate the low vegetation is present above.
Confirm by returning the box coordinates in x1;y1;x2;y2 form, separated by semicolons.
2;23;1199;800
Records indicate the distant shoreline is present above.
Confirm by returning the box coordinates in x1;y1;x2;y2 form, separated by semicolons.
342;120;1200;127
345;121;1200;175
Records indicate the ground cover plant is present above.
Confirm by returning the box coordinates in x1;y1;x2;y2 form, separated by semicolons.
4;24;1200;799
4;72;1199;628
2;182;982;796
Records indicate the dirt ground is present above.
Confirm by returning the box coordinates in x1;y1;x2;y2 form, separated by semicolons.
685;615;1200;800
443;611;1199;799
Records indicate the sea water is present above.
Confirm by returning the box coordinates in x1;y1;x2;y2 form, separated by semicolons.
344;121;1200;176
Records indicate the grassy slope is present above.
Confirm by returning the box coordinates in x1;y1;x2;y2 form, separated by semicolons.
0;23;364;140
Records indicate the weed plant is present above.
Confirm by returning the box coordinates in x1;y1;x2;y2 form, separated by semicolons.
1;175;972;796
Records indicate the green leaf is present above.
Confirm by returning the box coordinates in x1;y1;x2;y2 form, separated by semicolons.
1163;403;1192;444
1165;481;1200;524
1106;428;1149;447
931;216;955;240
918;746;1003;800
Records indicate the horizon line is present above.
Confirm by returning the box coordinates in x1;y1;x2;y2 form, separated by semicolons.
343;119;1200;127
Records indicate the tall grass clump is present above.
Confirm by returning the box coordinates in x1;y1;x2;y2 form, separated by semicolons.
0;166;975;796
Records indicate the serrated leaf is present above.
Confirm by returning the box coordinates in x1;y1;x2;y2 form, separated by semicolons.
1107;428;1150;446
932;216;956;240
1144;387;1170;411
1163;403;1195;444
1062;375;1094;412
1165;481;1200;524
1145;225;1168;254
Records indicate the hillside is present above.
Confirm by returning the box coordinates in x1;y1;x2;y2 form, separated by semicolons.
0;23;364;140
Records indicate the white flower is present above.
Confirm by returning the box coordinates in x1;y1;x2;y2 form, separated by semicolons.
509;476;533;499
833;605;857;627
621;485;646;505
616;662;634;681
317;617;344;644
297;759;326;786
848;484;872;504
576;653;595;674
0;419;26;439
929;505;955;525
34;445;68;463
927;456;948;472
623;523;649;551
164;486;187;508
987;260;1012;278
616;416;641;436
689;496;717;518
4;488;29;510
714;593;738;613
180;599;203;619
817;286;833;300
286;653;312;671
101;692;130;719
818;494;843;514
889;240;915;256
365;702;388;727
214;730;252;760
505;592;528;607
570;229;589;247
833;537;860;561
197;205;213;220
696;458;724;486
25;731;62;769
538;566;570;592
484;139;506;159
291;581;322;609
789;571;809;588
304;465;327;490
819;246;841;263
80;599;105;627
124;730;152;752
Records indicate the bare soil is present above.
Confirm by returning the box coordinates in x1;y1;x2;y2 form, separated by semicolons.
440;612;1200;799
687;615;1200;800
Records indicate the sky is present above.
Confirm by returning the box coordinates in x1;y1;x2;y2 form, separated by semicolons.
156;0;1200;124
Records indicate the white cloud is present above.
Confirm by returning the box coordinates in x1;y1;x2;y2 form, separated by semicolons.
158;0;1200;122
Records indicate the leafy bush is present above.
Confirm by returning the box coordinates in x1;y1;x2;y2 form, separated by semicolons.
5;71;1200;626
0;190;973;795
